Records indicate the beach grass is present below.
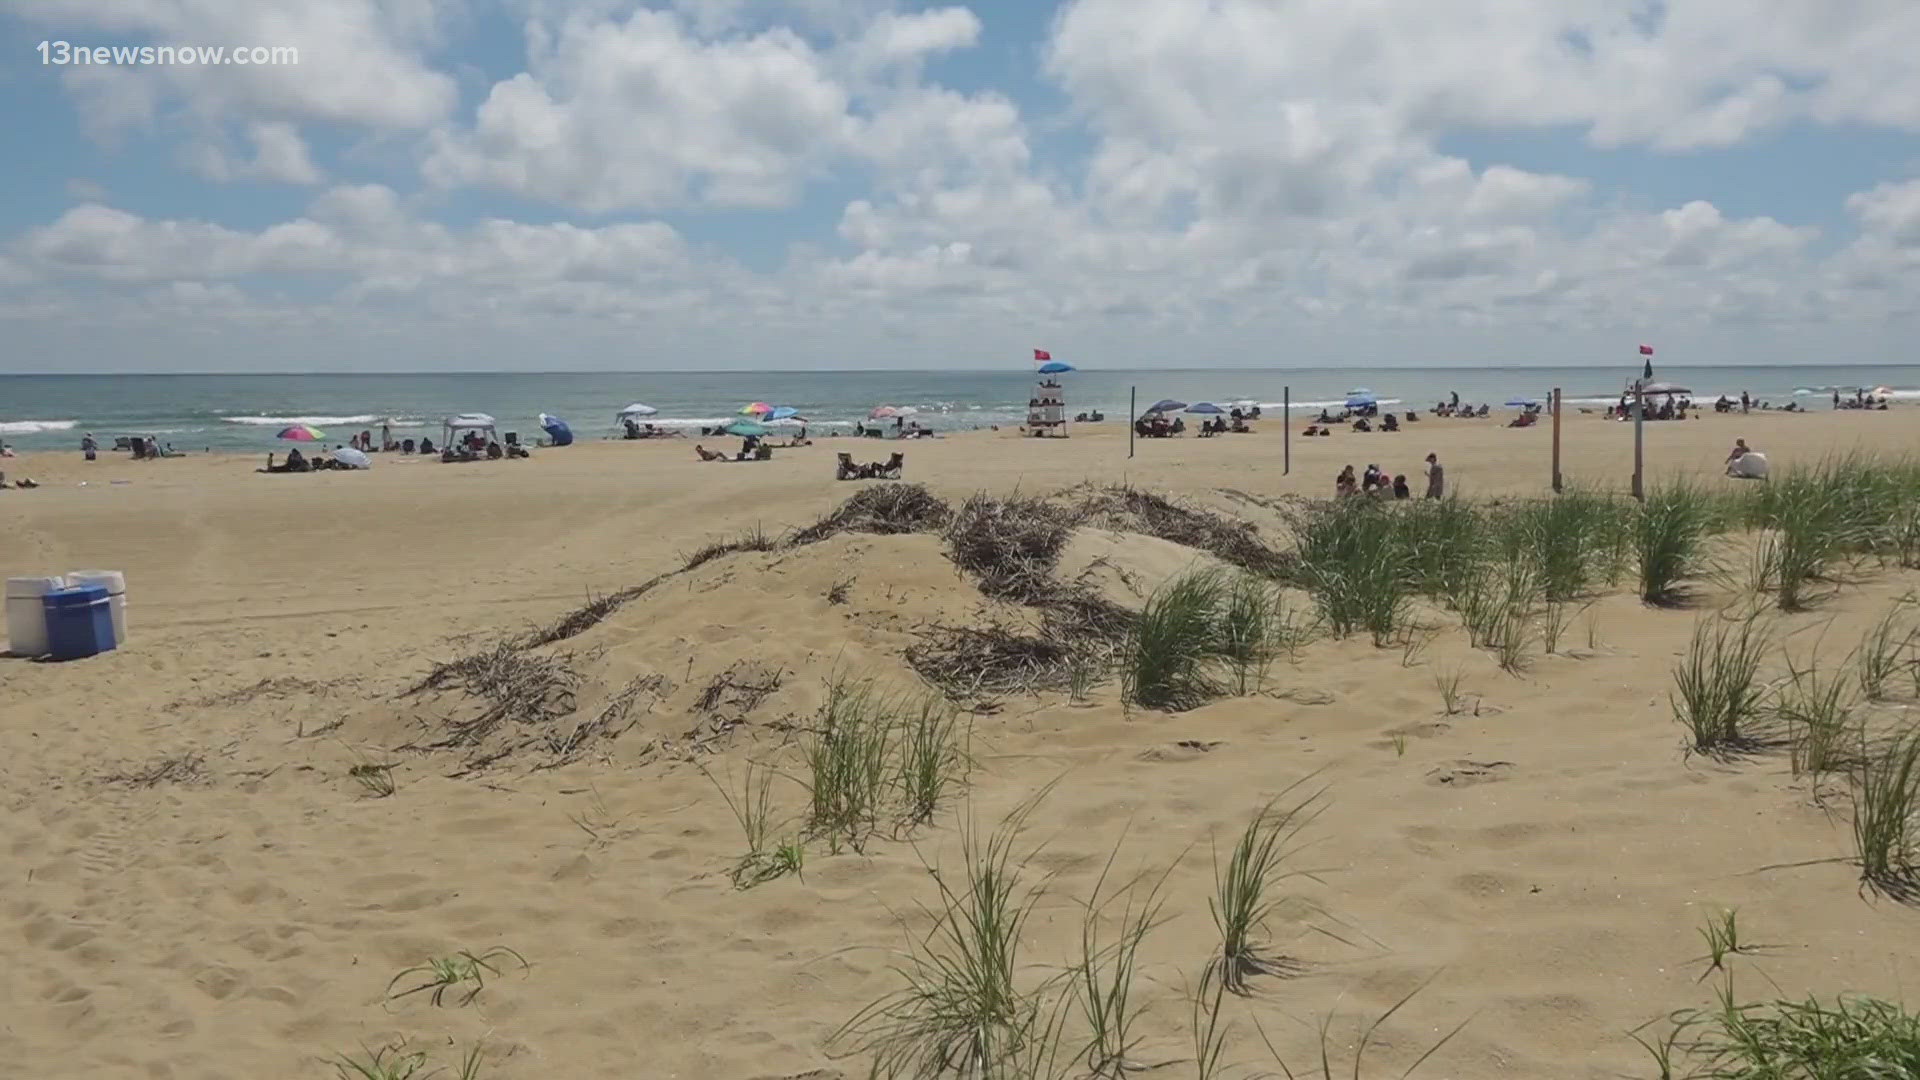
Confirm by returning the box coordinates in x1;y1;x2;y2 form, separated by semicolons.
1503;488;1625;601
385;946;527;1008
330;1044;434;1080
682;522;777;570
1209;778;1325;995
1434;667;1467;716
703;760;807;889
1773;648;1856;783
1220;574;1281;695
800;676;897;853
1074;841;1174;1077
1253;971;1469;1080
1293;500;1412;645
1645;978;1920;1078
1671;611;1772;756
1122;568;1230;711
833;798;1058;1077
895;693;971;830
1854;603;1916;701
1189;964;1235;1080
1637;480;1715;606
1852;727;1920;892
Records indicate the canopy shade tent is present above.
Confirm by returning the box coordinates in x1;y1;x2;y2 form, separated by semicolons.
1144;399;1187;413
1185;402;1224;414
443;413;497;446
616;403;657;418
1505;398;1539;407
539;413;574;447
1640;382;1692;395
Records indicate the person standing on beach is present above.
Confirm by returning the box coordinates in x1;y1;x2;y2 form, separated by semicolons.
81;432;97;461
1424;453;1444;499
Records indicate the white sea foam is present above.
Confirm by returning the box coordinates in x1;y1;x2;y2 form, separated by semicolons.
0;419;78;435
222;414;388;426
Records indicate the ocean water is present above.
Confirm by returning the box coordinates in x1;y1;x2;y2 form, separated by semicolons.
2;365;1917;452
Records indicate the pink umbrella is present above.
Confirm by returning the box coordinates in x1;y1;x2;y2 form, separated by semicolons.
740;402;773;416
869;405;899;419
276;425;324;441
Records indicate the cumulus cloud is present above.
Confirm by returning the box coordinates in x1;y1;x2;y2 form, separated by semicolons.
186;122;324;184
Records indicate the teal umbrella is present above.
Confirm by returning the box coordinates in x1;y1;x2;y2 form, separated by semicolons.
725;419;769;437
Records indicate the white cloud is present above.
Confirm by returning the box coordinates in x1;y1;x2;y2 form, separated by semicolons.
11;0;459;133
1849;179;1920;247
186;122;325;184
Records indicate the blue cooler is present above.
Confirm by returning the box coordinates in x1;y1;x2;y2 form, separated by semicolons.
42;586;117;660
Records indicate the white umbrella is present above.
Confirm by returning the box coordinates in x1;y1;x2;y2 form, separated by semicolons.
617;403;657;418
333;447;371;469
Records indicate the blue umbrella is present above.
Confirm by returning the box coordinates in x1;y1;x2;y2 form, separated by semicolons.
1505;398;1538;408
725;419;769;438
1345;393;1378;408
1037;361;1075;374
767;406;800;420
1146;399;1187;413
1185;402;1225;414
539;412;574;447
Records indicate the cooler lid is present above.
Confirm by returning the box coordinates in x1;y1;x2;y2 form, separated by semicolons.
44;586;109;607
6;576;67;597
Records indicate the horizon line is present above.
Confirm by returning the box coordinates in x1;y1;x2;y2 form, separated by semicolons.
2;361;1915;377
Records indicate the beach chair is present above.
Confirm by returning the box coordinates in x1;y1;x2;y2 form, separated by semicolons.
882;452;904;479
836;452;858;480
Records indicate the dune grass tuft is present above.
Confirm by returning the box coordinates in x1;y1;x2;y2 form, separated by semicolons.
1644;977;1920;1078
1254;970;1469;1079
895;694;972;830
800;676;899;853
385;947;528;1008
1074;840;1175;1077
832;796;1061;1077
1855;603;1917;702
703;760;806;889
1773;648;1856;783
1852;727;1920;894
1636;481;1715;606
1209;777;1326;995
1292;500;1412;645
1671;611;1772;756
1122;568;1231;711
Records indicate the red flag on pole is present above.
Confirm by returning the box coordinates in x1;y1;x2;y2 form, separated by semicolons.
1638;344;1654;356
1033;349;1051;361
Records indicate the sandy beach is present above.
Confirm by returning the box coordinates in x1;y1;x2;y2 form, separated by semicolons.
6;407;1920;1079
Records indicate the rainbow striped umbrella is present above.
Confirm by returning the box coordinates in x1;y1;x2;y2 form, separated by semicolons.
276;425;324;441
740;402;773;416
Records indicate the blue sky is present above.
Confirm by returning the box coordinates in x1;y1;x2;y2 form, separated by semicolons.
1;0;1917;372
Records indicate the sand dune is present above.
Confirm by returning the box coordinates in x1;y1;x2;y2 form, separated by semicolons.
5;410;1920;1078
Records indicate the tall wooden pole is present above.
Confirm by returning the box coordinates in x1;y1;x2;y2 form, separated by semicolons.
1283;386;1290;476
1128;386;1136;460
1551;387;1563;492
1632;379;1646;501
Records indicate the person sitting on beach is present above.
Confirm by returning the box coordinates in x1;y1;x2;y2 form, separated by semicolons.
1303;424;1322;436
486;440;504;460
0;442;12;458
1382;413;1400;432
694;444;724;461
1393;474;1411;499
1352;418;1372;432
419;437;434;455
1725;439;1751;466
1336;465;1357;497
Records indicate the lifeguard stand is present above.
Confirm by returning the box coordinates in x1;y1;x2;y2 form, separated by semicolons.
1026;376;1067;437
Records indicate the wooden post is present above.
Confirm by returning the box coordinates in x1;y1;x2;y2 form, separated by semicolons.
1631;379;1646;501
1283;386;1290;475
1551;387;1563;492
1128;386;1136;460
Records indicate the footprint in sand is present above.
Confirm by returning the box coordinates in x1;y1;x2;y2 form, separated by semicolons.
1425;760;1515;787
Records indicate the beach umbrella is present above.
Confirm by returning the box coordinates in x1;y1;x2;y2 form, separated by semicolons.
540;413;575;447
332;447;371;470
869;405;900;419
1505;398;1538;408
1347;387;1373;396
277;424;324;441
1145;399;1187;413
1037;360;1075;374
617;402;657;418
1641;382;1691;395
1345;393;1378;408
767;406;801;420
740;402;773;416
1185;402;1225;414
725;419;770;437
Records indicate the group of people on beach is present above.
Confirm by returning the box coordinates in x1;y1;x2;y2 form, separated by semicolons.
1335;454;1444;500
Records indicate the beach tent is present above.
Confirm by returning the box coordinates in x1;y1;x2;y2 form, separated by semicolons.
539;413;574;447
443;413;497;447
1641;382;1691;395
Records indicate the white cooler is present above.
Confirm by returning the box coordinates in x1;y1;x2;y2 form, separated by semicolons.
66;570;127;646
6;576;66;657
